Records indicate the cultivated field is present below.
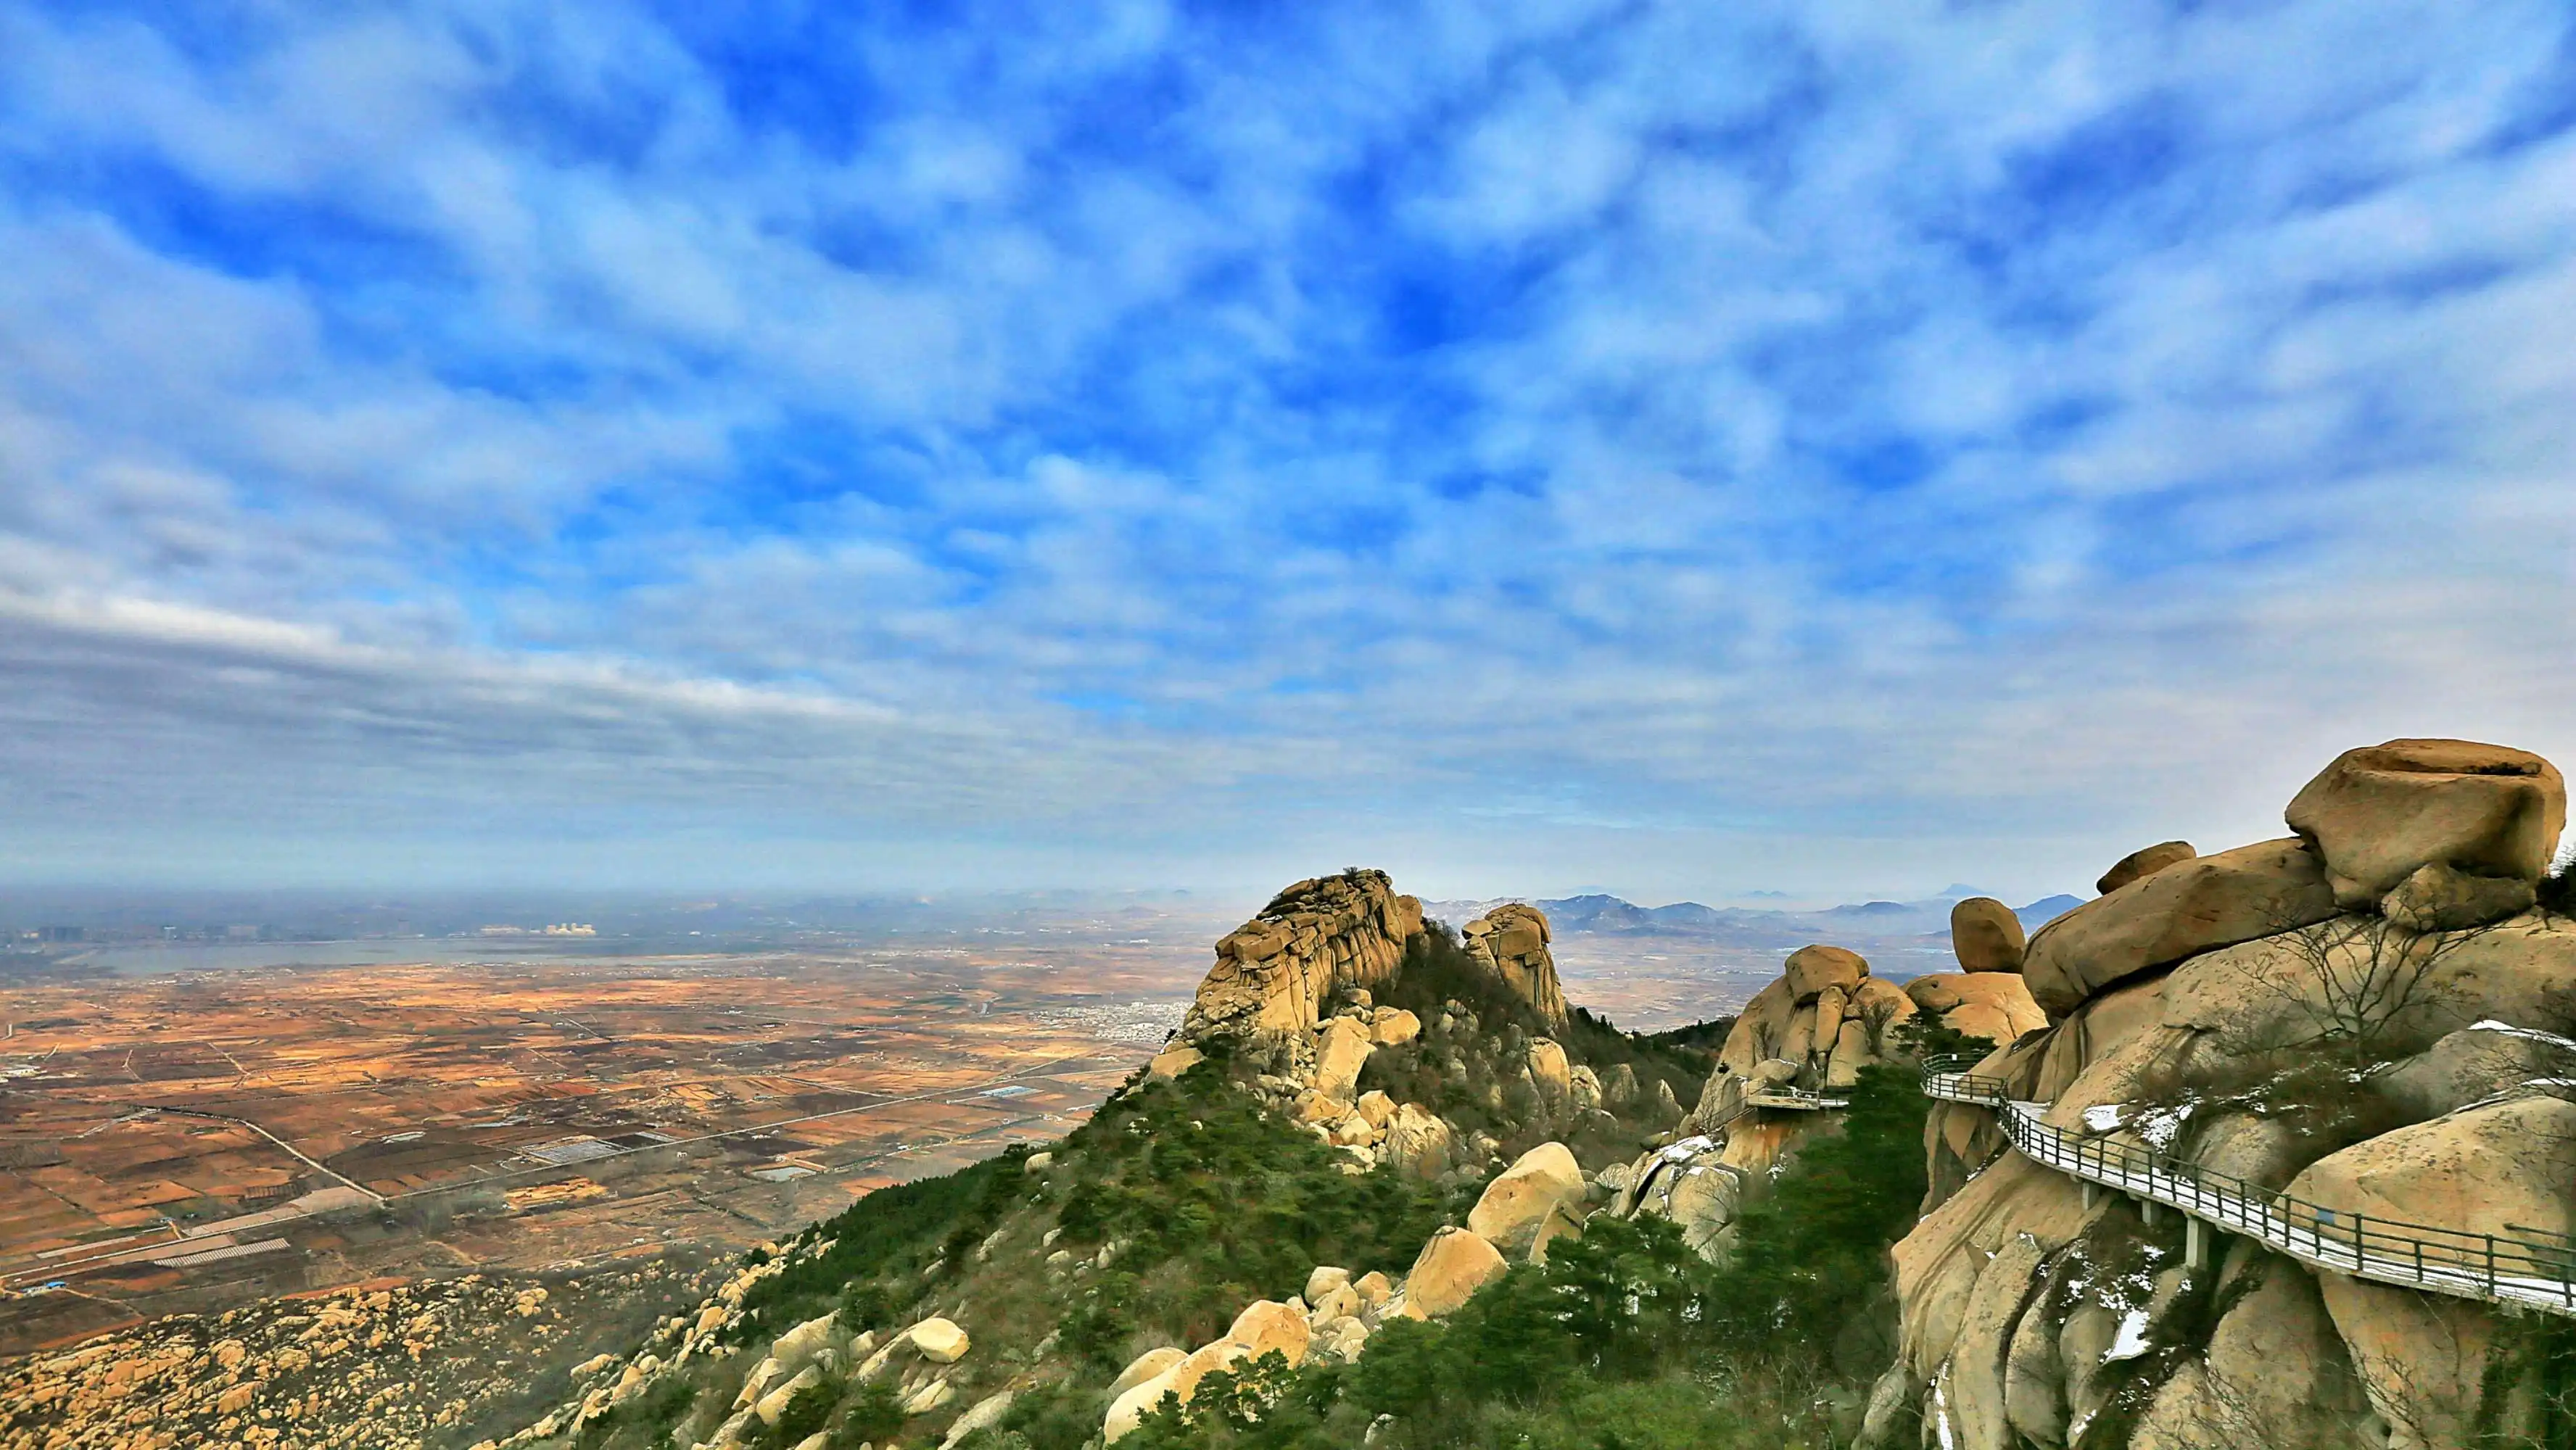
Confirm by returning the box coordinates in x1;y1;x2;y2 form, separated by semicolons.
0;942;1205;1354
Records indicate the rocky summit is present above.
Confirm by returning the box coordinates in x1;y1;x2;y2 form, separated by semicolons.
1173;869;1427;1072
14;738;2576;1450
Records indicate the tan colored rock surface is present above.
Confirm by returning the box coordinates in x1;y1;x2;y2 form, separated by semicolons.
1178;869;1424;1061
1717;977;1796;1077
1893;1152;2091;1383
2378;1024;2576;1122
752;1364;821;1425
1146;1045;1204;1081
1784;944;1867;1003
1224;1299;1311;1366
1948;897;2027;972
1168;1340;1253;1408
1104;1364;1186;1443
2020;837;2337;1016
2289;1094;2576;1249
909;1317;969;1364
1940;972;2049;1045
1652;1151;1749;1261
768;1312;840;1375
1602;1061;1640;1103
941;1391;1017;1449
2127;1263;2369;1450
1823;1018;1872;1088
1350;1270;1393;1309
1312;1016;1375;1101
2097;840;2196;895
2286;738;2566;907
1309;1281;1361;1322
1401;1227;1507;1318
1524;1039;1572;1106
1812;983;1849;1059
1460;903;1571;1030
2382;859;2536;932
1466;1143;1587;1257
2317;1275;2495;1450
1568;1063;1603;1110
1933;1231;2049;1450
1353;1090;1396;1128
1382;1103;1454;1178
1368;1008;1421;1046
1110;1346;1186;1399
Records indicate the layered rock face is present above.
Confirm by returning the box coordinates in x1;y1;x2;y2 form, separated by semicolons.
1460;903;1572;1031
1178;869;1425;1067
1875;739;2576;1450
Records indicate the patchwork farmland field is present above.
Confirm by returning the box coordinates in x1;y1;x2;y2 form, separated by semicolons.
0;942;1202;1354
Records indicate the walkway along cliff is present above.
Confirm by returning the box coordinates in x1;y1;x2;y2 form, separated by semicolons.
1865;737;2576;1450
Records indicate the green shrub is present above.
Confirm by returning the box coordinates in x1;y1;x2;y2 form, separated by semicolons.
2540;845;2576;918
834;1379;907;1446
766;1377;838;1446
732;1149;1027;1338
1049;1067;1458;1343
1708;1063;1928;1359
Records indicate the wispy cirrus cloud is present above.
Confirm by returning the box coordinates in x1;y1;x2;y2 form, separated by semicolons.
0;0;2571;898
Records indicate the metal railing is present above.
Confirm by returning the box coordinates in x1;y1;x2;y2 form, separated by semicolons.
1919;1061;2576;1317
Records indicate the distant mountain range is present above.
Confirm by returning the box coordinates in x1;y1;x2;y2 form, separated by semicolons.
1419;890;2086;945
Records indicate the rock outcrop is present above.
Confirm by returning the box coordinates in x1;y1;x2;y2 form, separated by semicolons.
1178;870;1425;1067
1947;898;2027;973
2097;840;2196;895
1627;935;2050;1263
2287;738;2566;911
2019;837;2340;1016
1466;1143;1587;1259
1899;972;2047;1048
1875;738;2576;1450
1401;1227;1508;1319
1460;903;1572;1030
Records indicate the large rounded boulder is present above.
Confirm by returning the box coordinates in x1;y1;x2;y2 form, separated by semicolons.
2096;840;2195;895
2020;837;2338;1017
1948;898;2026;973
1466;1142;1587;1258
1784;944;1867;1003
2284;738;2565;909
1402;1227;1507;1318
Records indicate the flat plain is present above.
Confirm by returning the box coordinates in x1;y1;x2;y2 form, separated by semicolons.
0;940;1208;1354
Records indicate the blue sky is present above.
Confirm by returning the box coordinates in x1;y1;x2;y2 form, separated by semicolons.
1;1;2572;901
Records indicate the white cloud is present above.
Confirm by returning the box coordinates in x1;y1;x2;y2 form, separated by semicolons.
0;1;2569;895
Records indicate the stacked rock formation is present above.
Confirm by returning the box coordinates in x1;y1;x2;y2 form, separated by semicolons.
1871;739;2575;1450
1176;869;1425;1072
1621;919;2047;1262
1460;903;1572;1030
1899;898;2052;1047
